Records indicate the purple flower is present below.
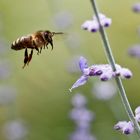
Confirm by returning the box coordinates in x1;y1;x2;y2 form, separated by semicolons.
92;81;117;100
132;3;140;13
79;56;88;73
70;57;132;91
69;76;89;92
81;13;112;33
99;69;112;81
128;45;140;58
122;122;134;135
114;121;128;130
70;130;96;140
52;11;73;29
114;121;134;135
135;106;140;115
81;20;93;30
135;106;140;122
93;13;106;20
0;86;17;106
101;18;112;27
135;113;140;122
3;119;28;140
70;108;94;123
120;68;132;79
71;93;87;108
87;21;99;32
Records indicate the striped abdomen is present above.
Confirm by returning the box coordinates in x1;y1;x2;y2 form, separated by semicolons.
11;35;33;50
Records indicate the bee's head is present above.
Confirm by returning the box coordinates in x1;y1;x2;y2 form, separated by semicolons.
44;30;54;50
44;30;53;40
44;30;63;50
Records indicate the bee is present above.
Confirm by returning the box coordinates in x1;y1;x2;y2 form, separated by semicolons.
11;30;63;68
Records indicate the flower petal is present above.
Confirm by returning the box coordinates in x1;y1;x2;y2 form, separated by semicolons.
79;57;88;73
69;76;88;92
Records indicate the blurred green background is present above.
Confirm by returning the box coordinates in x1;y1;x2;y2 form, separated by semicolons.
0;0;140;140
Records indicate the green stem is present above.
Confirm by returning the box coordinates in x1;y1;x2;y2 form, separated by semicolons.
90;0;140;138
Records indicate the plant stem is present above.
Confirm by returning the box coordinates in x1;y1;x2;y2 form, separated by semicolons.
90;0;140;138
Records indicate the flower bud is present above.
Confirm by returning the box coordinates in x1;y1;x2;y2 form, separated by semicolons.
100;18;112;27
81;20;93;30
120;68;132;79
122;121;134;135
114;121;127;130
135;106;140;115
135;113;140;122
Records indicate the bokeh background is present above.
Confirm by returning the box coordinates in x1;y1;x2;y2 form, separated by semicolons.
0;0;140;140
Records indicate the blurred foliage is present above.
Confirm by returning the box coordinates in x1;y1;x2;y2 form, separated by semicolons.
0;0;140;140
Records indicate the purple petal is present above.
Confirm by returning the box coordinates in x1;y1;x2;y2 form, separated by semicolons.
132;3;140;13
81;20;93;30
101;18;112;27
135;106;140;115
114;121;127;130
122;121;134;135
120;68;132;79
79;57;88;73
69;75;88;92
88;21;99;32
135;113;140;122
128;45;140;58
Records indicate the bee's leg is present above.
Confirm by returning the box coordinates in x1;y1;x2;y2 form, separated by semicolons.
35;47;39;55
45;45;48;49
49;40;53;50
45;43;48;49
39;48;41;53
33;40;39;55
27;49;33;65
22;48;28;68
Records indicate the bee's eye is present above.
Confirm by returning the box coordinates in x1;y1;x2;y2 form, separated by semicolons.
44;32;49;40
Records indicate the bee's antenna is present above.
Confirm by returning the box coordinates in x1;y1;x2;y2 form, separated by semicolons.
52;32;64;36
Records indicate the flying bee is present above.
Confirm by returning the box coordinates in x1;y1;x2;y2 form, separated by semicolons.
11;30;64;68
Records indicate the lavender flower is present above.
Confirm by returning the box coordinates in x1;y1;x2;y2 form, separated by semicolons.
70;130;96;140
114;121;134;135
135;106;140;122
3;119;28;140
132;3;140;13
114;121;128;131
70;57;132;92
69;76;88;92
92;81;117;100
52;11;73;30
135;106;140;115
70;107;94;123
0;86;16;106
71;93;87;108
69;93;96;140
122;121;134;135
135;113;140;122
128;45;140;59
79;56;88;73
81;13;112;33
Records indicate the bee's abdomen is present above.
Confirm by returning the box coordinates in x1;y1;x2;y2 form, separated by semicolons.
11;36;32;50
